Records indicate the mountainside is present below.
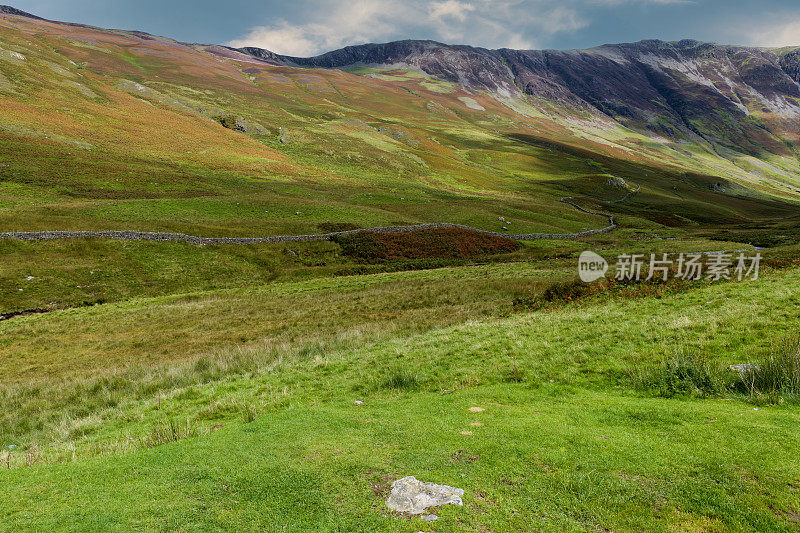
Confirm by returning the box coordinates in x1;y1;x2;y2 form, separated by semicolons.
237;39;800;160
0;4;799;248
0;5;40;18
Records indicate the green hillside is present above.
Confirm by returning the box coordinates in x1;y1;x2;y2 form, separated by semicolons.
2;8;800;533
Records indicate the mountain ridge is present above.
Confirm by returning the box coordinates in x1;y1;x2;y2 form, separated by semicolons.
0;4;42;19
231;37;800;161
235;37;795;66
2;4;800;204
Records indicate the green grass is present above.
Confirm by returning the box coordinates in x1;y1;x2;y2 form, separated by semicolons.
3;385;799;532
0;259;567;382
2;265;800;530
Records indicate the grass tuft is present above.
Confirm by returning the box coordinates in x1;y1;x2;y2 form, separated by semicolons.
381;369;419;390
241;402;259;424
735;337;800;403
503;360;527;383
633;351;726;398
144;418;197;448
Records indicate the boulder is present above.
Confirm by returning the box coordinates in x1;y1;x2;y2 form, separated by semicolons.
386;476;464;515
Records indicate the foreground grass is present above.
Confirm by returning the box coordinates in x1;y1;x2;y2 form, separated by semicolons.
2;384;799;531
2;246;800;531
4;265;800;445
1;267;800;531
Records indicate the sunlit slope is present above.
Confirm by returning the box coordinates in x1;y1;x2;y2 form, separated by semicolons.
0;11;797;238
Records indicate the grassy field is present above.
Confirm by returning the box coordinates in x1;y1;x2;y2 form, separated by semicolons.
2;261;800;531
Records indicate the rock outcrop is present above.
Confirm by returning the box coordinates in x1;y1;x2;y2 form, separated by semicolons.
385;476;464;515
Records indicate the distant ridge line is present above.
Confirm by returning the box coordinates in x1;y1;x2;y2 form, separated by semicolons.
0;5;44;20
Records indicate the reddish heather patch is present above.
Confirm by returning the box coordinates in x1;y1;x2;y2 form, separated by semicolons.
332;227;518;262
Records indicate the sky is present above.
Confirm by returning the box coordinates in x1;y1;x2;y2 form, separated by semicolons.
8;0;800;57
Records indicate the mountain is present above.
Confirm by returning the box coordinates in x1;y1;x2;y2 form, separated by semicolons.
235;39;800;160
0;4;41;19
0;4;799;245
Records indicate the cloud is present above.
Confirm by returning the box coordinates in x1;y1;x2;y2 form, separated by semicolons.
229;23;322;57
227;0;402;57
746;18;800;48
589;0;693;4
227;0;586;56
429;1;476;21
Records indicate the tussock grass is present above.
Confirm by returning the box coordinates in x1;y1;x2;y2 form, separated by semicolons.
380;369;419;390
0;345;282;440
734;336;800;403
513;272;698;312
240;402;259;424
633;336;800;404
144;417;200;447
632;351;726;398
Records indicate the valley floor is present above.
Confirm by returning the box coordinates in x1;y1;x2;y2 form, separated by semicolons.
2;254;800;531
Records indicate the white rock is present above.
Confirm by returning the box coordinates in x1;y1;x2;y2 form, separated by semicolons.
386;476;464;515
729;363;759;373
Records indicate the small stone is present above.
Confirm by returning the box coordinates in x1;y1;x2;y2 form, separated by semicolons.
386;476;464;515
460;430;473;436
468;407;484;412
470;422;483;427
354;400;363;405
730;363;759;372
421;514;439;522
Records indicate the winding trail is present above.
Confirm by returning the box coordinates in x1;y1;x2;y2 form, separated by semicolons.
0;180;639;245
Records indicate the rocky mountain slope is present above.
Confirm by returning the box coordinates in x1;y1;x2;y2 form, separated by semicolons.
0;5;41;19
237;39;800;160
0;3;799;243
